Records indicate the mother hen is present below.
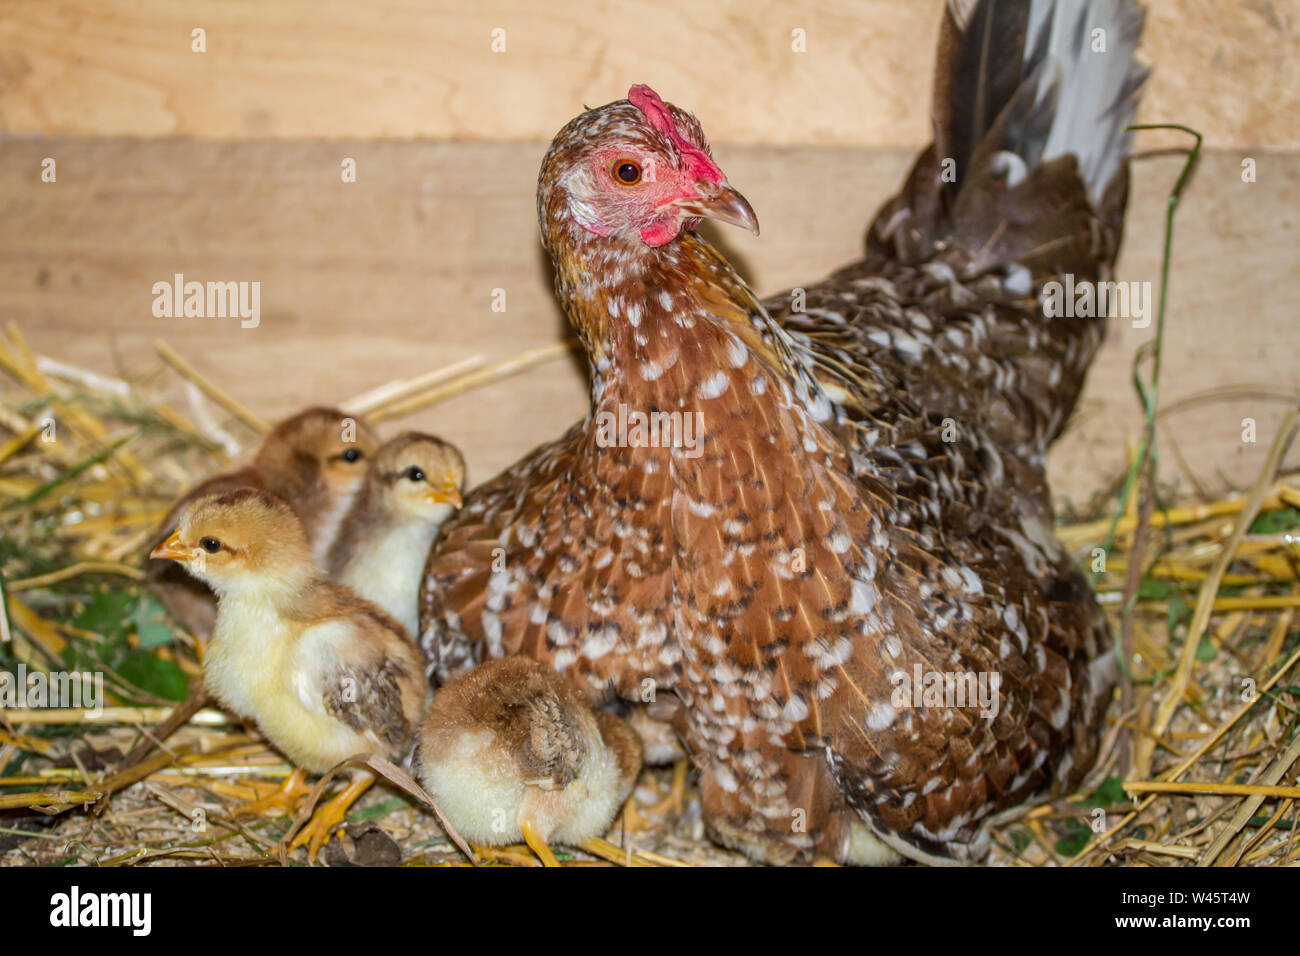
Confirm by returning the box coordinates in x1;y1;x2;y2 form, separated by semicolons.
421;0;1147;864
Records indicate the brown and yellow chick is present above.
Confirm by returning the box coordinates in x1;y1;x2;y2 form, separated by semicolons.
150;488;426;860
146;407;379;638
326;432;465;637
416;656;642;866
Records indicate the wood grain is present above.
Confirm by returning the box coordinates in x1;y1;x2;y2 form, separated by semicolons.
0;138;1295;504
0;0;1295;148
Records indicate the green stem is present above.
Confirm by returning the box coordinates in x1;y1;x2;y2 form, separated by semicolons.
3;430;144;512
1091;124;1202;671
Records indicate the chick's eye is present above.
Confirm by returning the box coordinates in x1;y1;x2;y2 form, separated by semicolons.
405;466;426;482
341;448;362;463
612;160;642;185
200;537;221;554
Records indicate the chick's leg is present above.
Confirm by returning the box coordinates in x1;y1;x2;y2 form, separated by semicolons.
287;771;374;862
231;768;312;818
520;817;561;867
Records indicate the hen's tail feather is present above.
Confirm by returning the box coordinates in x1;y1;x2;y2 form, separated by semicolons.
945;0;1148;210
871;0;1148;277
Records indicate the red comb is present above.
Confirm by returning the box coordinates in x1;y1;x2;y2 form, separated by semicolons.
628;84;725;184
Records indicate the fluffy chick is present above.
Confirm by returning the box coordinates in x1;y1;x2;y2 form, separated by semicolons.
326;432;465;636
416;656;642;866
150;487;425;859
146;407;378;637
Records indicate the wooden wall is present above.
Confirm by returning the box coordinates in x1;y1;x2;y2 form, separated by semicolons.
0;0;1297;506
1;0;1295;148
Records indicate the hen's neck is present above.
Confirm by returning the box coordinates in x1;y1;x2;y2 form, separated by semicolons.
548;230;855;557
553;231;805;416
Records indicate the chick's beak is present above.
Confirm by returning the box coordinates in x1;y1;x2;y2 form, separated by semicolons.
670;181;760;236
426;476;463;509
150;530;191;563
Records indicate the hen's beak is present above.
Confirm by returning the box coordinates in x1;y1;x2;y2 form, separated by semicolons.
150;530;191;563
670;181;760;236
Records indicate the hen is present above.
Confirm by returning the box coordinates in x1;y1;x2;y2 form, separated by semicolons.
421;0;1147;865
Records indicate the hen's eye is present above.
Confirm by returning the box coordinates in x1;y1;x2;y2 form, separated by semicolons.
612;160;642;185
200;537;221;554
405;466;426;482
341;448;362;463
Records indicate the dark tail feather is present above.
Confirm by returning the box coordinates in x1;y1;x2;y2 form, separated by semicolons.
871;0;1148;280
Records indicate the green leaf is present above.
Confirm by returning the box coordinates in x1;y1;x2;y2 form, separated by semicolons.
1084;775;1126;808
1195;636;1218;662
1249;507;1300;535
1054;818;1091;857
1137;578;1170;600
72;589;135;641
346;796;417;824
1009;829;1032;854
131;595;174;649
1167;594;1190;634
116;650;188;701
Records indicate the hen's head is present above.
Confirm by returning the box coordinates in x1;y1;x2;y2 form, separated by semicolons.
538;84;757;251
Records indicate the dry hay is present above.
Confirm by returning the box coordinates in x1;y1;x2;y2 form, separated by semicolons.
1;320;1298;867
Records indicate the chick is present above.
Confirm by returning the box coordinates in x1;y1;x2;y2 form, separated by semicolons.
150;487;426;860
146;407;379;638
416;656;643;866
326;432;465;636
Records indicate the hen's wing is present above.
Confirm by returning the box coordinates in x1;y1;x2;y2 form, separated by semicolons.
823;413;1112;862
644;276;1115;863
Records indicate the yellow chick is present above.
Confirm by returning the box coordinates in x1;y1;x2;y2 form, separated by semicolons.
326;432;465;636
150;487;426;860
415;656;643;866
146;407;378;638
